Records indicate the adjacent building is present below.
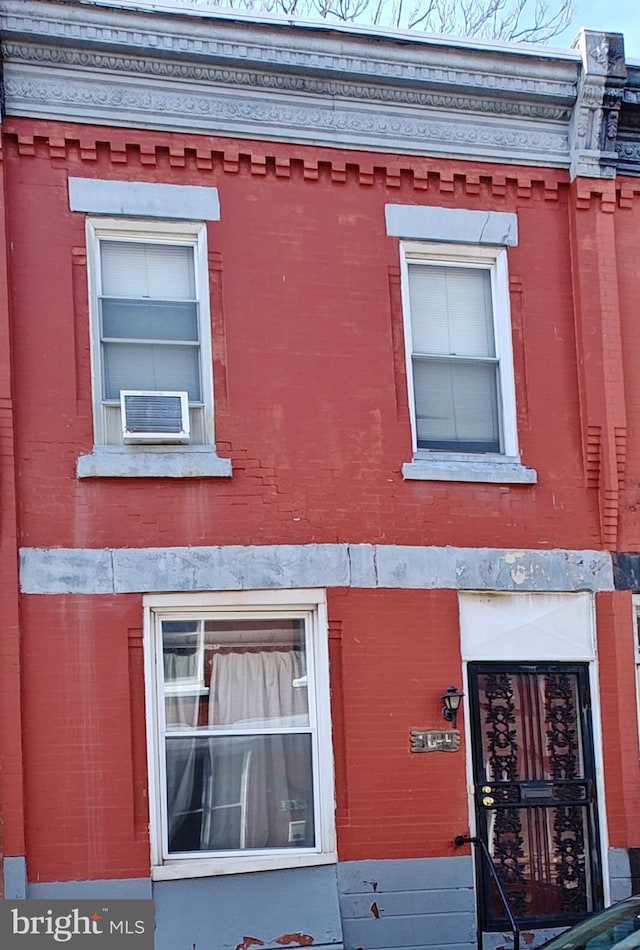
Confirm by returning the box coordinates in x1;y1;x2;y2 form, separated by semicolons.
2;2;640;948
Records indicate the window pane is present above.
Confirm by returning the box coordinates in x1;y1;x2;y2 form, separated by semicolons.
408;264;495;358
163;622;203;701
101;241;195;299
102;299;199;342
166;734;315;853
163;619;309;731
413;356;500;451
102;342;201;400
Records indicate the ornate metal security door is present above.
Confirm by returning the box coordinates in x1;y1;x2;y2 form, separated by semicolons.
468;663;603;932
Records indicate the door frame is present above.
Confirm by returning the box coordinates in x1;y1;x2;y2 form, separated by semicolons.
458;592;611;942
466;661;604;932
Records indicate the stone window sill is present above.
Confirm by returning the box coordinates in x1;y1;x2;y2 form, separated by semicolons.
151;851;338;881
402;455;537;484
77;447;232;479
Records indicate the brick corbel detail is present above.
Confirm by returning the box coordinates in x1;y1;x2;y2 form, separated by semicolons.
569;179;627;547
3;120;565;202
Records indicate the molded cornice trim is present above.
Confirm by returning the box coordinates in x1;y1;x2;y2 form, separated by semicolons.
3;4;640;176
1;0;579;168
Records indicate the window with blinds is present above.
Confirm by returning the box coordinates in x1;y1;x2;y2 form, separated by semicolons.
401;243;518;461
86;218;213;448
100;241;201;403
407;261;500;453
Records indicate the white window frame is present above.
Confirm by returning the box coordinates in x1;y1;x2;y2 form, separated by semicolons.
398;241;535;484
71;178;230;478
162;621;206;696
85;216;214;450
143;589;336;880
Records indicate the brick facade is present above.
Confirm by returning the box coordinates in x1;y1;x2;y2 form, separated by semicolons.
2;4;640;949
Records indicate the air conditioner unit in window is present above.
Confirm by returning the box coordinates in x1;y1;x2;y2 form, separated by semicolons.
120;390;190;444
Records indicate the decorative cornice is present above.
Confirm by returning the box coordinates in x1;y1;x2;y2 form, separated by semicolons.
0;0;578;168
0;2;579;101
3;68;571;164
570;31;626;180
4;2;640;177
2;43;574;122
617;69;640;177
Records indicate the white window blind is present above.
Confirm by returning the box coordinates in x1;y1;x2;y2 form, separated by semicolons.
101;242;196;298
407;261;500;452
99;240;201;402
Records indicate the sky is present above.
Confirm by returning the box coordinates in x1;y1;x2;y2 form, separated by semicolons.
97;0;640;61
554;0;640;59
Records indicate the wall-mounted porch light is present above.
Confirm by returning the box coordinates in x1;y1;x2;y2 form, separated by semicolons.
441;686;464;729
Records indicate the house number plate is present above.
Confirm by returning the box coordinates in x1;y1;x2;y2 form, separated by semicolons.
410;729;461;752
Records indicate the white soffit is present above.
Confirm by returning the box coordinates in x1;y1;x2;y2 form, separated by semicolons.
459;591;595;661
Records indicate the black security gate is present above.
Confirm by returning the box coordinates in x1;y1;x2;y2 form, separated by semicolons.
468;663;603;932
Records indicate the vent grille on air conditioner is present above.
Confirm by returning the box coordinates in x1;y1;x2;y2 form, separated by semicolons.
120;391;190;444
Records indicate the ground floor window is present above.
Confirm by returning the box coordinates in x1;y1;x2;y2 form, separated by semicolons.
144;589;335;877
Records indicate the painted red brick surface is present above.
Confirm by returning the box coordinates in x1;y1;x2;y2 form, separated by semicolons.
595;591;640;847
4;120;601;552
20;595;149;881
4;117;640;884
0;137;27;885
329;589;468;862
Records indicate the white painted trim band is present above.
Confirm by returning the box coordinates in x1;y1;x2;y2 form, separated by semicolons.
69;178;221;221
386;205;518;245
19;544;614;595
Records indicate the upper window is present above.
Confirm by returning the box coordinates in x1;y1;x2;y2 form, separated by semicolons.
86;218;213;449
144;590;336;879
386;204;535;484
71;178;230;477
401;242;516;457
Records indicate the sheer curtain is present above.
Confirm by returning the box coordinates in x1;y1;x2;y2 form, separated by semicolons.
199;648;311;851
165;690;201;848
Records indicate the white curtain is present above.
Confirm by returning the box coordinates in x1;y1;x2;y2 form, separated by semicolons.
199;649;310;851
209;650;307;727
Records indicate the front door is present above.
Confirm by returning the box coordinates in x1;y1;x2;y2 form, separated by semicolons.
468;663;603;933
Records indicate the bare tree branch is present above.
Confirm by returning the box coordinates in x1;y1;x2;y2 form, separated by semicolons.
182;0;574;44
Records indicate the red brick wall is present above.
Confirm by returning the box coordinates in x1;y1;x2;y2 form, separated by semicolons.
3;119;600;553
329;588;468;861
613;181;640;551
18;586;640;881
0;134;26;890
595;591;640;848
20;594;150;881
20;588;468;880
8;118;640;883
